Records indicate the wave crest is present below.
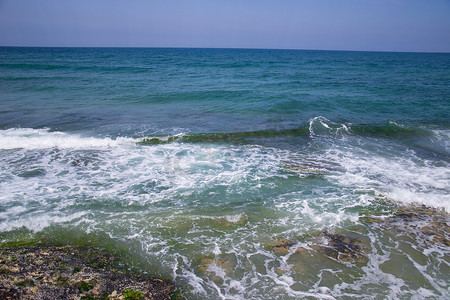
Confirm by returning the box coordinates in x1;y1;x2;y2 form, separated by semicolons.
0;128;135;150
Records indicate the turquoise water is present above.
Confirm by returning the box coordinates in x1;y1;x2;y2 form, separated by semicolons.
0;47;449;299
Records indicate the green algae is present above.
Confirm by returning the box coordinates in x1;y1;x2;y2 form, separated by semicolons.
122;289;144;300
138;127;311;146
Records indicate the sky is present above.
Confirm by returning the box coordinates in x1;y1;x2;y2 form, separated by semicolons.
0;0;449;52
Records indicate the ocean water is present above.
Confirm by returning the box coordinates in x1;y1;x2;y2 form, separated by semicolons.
0;47;449;299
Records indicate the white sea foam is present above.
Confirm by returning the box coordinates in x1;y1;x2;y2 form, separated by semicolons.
432;129;450;153
0;211;87;232
323;139;450;211
224;214;245;224
0;127;135;150
0;128;290;232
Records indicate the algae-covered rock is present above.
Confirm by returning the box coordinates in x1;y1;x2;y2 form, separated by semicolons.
139;137;165;145
319;232;369;265
360;204;450;248
270;233;369;266
0;245;174;300
270;239;296;256
197;256;236;284
267;204;448;275
213;214;248;230
359;216;385;224
123;288;144;300
198;256;235;276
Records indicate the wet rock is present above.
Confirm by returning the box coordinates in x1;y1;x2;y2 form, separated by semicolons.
214;257;235;276
360;204;449;248
359;216;385;224
0;245;174;300
71;159;89;167
197;258;211;274
214;214;248;229
274;267;287;276
270;234;369;265
319;232;369;265
198;257;235;276
197;256;236;284
271;239;296;256
0;286;20;300
140;137;164;145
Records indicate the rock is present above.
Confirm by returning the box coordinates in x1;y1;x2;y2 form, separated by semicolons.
270;233;369;266
360;204;449;248
0;245;174;300
71;160;89;167
359;216;385;224
197;256;236;284
275;267;286;276
214;257;235;276
319;232;369;265
271;239;296;256
290;261;309;274
214;214;248;229
0;286;20;299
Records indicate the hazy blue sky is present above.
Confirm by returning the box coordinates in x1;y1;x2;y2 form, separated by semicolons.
0;0;449;52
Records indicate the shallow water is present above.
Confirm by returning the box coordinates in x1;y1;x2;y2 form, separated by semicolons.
0;47;449;299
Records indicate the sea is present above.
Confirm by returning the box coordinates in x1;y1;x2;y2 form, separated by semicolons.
0;47;449;299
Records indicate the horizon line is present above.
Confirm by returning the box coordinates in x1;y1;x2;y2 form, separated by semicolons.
0;45;449;55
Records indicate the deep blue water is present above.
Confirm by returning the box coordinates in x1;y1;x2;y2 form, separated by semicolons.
0;47;449;299
1;47;448;134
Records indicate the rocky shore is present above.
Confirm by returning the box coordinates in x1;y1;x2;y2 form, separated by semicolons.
1;203;447;299
0;245;174;300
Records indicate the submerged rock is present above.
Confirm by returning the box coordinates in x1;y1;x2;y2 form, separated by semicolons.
359;216;385;224
71;159;89;167
270;239;297;256
198;257;235;275
319;232;369;264
270;233;369;265
214;214;248;229
0;245;174;300
360;204;450;248
268;204;448;275
197;256;236;285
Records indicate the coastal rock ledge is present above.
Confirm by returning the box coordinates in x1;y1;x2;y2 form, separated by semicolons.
0;245;174;300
